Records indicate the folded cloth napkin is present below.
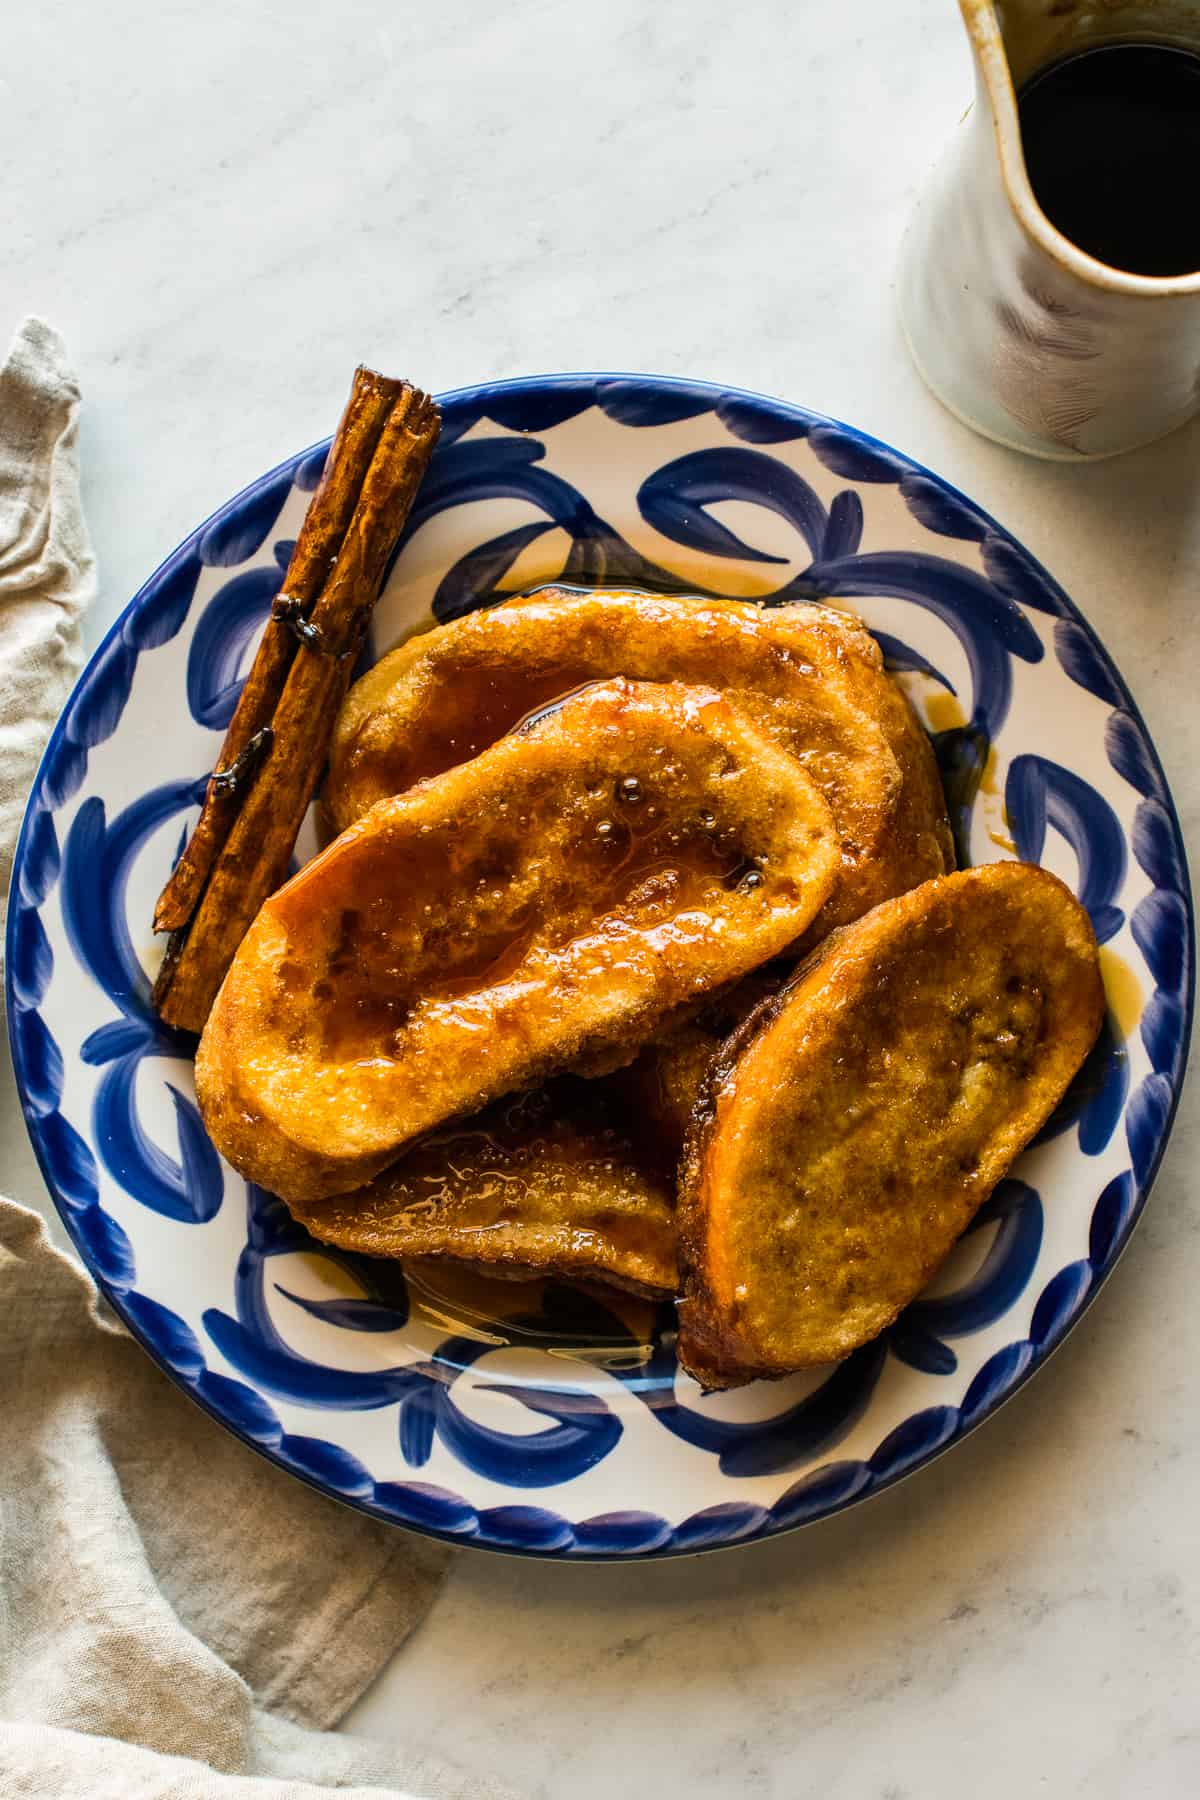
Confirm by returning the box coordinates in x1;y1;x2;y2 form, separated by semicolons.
0;320;511;1800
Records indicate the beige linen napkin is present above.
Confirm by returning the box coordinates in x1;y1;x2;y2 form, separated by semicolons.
0;319;510;1800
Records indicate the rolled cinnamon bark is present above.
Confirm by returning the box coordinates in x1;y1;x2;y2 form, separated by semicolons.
152;374;440;1033
154;366;406;934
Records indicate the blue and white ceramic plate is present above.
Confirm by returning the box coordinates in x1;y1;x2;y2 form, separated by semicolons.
7;374;1193;1558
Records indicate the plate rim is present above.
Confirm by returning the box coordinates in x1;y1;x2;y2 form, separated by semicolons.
6;368;1195;1559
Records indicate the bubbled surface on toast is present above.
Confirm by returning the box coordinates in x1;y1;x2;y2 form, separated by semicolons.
291;1077;677;1298
676;863;1105;1388
195;677;840;1204
327;587;951;936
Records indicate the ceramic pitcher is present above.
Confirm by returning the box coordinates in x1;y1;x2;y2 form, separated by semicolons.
900;0;1200;460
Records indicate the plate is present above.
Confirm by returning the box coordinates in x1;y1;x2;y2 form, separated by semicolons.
7;374;1193;1558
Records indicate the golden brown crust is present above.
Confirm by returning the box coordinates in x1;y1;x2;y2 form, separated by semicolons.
676;863;1104;1389
609;969;787;1164
787;647;956;955
290;1078;677;1299
627;668;956;1138
195;677;840;1203
854;670;957;893
326;587;939;939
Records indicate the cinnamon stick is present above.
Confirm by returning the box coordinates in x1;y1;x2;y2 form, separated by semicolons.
154;366;406;933
153;379;440;1032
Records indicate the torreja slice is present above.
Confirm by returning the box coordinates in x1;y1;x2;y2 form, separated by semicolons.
195;678;840;1205
326;587;955;938
676;863;1105;1390
290;1078;677;1299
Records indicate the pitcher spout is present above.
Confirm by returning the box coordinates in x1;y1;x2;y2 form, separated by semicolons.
900;0;1200;458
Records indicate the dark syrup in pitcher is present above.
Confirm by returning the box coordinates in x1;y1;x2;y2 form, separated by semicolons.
1018;41;1200;277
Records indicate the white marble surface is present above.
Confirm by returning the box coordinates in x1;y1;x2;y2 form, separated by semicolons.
4;2;1199;1796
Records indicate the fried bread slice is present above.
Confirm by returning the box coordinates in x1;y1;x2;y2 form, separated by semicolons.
610;970;786;1162
841;669;956;938
627;654;958;1122
195;677;839;1203
676;863;1104;1388
326;587;940;934
291;1078;676;1298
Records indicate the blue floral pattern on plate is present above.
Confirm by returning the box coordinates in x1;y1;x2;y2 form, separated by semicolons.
6;374;1193;1558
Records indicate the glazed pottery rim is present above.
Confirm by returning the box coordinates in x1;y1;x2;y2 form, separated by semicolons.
964;0;1200;299
7;368;1194;1559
